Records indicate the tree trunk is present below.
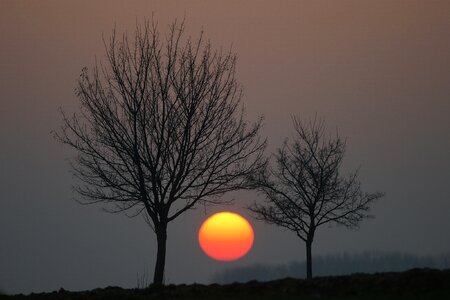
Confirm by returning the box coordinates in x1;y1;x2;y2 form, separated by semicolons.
153;224;167;285
306;239;313;279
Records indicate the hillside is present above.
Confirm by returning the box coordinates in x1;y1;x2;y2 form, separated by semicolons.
1;268;449;300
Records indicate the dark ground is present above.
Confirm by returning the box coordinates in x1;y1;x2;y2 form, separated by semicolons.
2;268;449;300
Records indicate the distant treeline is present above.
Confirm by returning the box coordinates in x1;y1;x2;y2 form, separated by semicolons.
212;251;450;284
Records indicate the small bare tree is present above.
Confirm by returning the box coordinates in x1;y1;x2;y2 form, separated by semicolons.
248;116;383;279
54;20;266;285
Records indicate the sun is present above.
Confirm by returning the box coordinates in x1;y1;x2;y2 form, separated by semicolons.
198;211;254;261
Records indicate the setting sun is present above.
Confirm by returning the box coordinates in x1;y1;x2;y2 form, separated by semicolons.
198;212;254;261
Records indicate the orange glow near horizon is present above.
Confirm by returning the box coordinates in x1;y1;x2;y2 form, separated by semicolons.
198;212;254;261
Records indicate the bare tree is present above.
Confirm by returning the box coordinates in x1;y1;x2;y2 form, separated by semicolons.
248;116;383;279
54;20;266;285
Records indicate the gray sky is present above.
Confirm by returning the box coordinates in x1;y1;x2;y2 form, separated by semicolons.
1;0;450;295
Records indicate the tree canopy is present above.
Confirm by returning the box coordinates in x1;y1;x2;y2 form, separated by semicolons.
55;20;266;284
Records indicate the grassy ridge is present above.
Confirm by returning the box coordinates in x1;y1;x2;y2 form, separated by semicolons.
2;268;449;299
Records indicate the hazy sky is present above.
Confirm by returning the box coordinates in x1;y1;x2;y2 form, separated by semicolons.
1;0;450;295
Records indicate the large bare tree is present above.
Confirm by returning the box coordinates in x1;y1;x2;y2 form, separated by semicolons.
54;20;266;285
248;116;383;279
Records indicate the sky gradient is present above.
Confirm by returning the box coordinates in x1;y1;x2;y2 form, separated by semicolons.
1;0;450;294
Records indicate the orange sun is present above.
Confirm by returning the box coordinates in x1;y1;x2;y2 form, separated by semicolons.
198;211;254;261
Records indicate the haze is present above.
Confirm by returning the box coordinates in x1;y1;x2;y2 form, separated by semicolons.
1;0;449;295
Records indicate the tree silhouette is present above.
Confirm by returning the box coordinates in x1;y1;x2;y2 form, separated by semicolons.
248;116;383;279
54;20;266;285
